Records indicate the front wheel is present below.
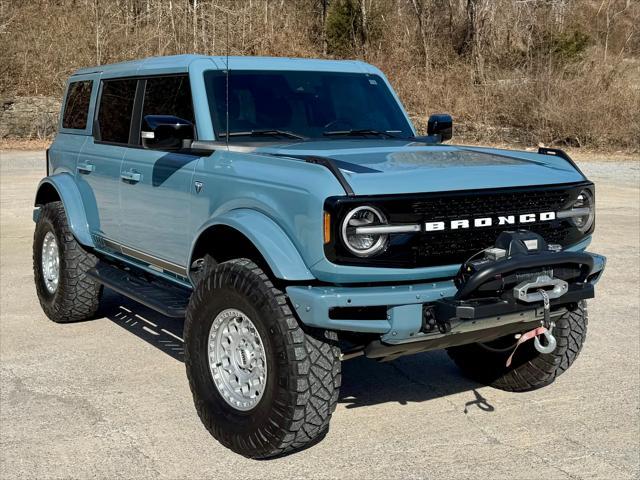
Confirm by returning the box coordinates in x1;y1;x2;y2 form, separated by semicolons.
33;201;102;323
447;302;588;392
184;258;341;458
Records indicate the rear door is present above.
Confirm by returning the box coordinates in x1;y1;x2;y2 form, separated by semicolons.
119;75;198;272
53;79;94;177
77;78;138;244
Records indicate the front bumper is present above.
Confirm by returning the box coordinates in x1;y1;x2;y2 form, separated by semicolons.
286;251;606;345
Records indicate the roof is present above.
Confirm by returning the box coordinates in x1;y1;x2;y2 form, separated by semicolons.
71;54;380;78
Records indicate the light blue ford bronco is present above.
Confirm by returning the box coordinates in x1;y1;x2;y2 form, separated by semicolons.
34;55;605;458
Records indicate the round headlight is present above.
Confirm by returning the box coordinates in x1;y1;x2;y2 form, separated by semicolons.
341;206;388;257
571;188;595;232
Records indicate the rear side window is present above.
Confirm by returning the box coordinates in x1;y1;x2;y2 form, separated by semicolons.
142;76;194;124
62;81;93;130
98;79;137;144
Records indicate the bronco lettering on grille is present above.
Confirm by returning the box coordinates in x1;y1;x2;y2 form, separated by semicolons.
424;211;556;232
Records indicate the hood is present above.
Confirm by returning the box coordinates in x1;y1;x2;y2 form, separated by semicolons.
256;140;586;195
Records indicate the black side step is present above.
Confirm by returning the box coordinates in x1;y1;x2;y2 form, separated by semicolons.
87;262;190;318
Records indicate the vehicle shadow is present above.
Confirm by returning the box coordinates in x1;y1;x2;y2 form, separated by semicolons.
100;289;495;413
101;289;186;362
340;351;492;411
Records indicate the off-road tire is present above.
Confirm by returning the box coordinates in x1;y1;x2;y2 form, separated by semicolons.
447;302;588;392
184;258;341;459
33;201;102;323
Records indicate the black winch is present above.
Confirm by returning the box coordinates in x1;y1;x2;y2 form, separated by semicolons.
453;230;593;302
428;230;595;325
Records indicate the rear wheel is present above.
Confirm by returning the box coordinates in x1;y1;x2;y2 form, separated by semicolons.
447;302;588;392
184;258;341;458
33;201;102;323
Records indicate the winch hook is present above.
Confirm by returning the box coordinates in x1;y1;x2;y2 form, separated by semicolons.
534;288;557;354
506;289;559;366
533;328;557;354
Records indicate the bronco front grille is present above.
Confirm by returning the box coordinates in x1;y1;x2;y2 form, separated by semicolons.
409;189;570;219
324;182;593;269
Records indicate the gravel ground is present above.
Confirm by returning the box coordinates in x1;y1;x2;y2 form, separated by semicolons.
1;150;638;479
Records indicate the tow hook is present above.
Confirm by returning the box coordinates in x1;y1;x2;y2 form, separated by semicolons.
533;289;557;354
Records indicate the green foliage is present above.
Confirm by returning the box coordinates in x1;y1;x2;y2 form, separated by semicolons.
325;0;362;57
549;30;591;60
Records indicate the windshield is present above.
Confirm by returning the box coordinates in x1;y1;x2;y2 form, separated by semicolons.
203;70;413;141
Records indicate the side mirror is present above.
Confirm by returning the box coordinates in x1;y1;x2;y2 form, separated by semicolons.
141;115;194;150
427;114;453;142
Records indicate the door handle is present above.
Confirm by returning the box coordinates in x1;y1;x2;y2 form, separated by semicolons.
77;163;95;174
120;170;142;183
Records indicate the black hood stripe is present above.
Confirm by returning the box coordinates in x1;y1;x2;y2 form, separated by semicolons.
330;159;380;173
268;153;356;196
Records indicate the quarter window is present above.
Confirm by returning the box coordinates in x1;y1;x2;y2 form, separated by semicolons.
142;76;195;124
98;79;137;144
62;81;93;130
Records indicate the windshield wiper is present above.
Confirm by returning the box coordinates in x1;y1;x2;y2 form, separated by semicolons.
323;128;402;139
220;129;306;140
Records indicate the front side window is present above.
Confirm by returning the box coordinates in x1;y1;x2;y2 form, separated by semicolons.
62;80;93;130
98;79;137;144
142;76;195;124
204;70;412;140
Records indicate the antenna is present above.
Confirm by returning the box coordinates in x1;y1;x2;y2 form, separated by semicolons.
225;10;230;147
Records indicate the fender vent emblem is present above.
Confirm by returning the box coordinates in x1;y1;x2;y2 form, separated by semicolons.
194;181;204;193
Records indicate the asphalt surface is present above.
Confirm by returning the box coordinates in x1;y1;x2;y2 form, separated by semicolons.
1;150;639;479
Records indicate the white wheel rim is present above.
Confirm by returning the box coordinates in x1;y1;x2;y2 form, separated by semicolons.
41;231;60;294
208;308;268;411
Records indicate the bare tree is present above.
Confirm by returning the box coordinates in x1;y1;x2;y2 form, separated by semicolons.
598;0;631;62
410;0;430;69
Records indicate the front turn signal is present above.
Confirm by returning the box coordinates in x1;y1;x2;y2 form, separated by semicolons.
324;212;331;244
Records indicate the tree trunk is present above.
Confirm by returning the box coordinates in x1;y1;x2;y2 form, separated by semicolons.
410;0;429;69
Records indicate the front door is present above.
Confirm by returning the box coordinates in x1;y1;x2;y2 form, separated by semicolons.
119;75;198;272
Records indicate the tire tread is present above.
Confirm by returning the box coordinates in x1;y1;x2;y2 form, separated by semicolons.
33;201;101;323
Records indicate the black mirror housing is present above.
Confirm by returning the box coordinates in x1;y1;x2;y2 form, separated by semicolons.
141;115;194;150
427;114;453;142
